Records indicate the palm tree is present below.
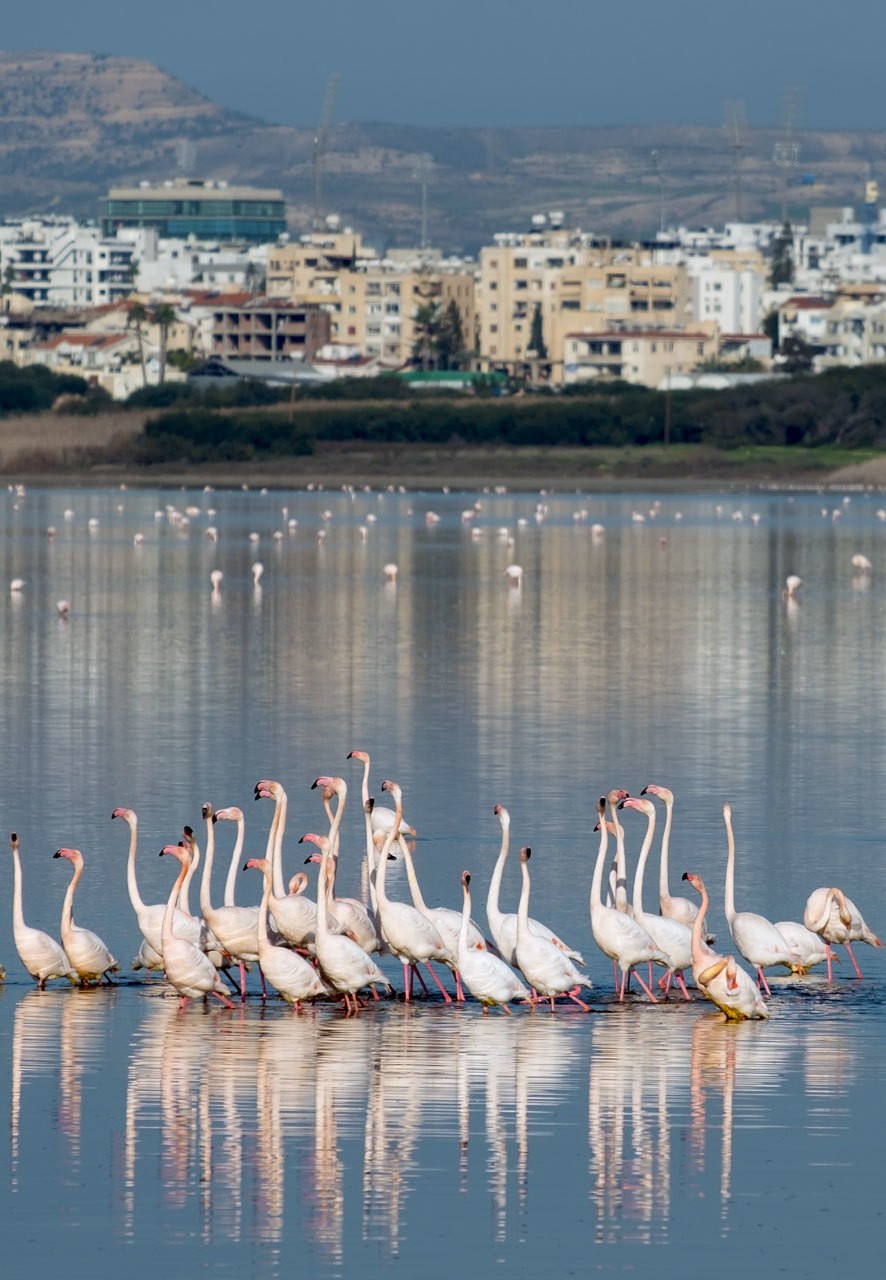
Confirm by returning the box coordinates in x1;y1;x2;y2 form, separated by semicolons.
150;303;177;385
126;301;149;387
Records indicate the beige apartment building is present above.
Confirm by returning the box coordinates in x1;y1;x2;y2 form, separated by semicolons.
266;230;474;366
476;230;691;381
563;329;715;387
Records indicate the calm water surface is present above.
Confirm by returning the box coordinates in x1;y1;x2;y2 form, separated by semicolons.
0;483;884;1277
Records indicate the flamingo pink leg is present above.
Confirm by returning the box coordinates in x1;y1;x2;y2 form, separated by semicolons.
259;968;268;999
413;965;430;996
455;971;465;1001
238;963;248;999
630;967;659;1002
845;943;864;979
500;1003;512;1016
402;961;412;1002
567;988;591;1012
179;996;189;1011
613;959;620;993
826;944;833;982
659;971;673;997
424;962;453;1003
212;991;235;1009
756;968;772;996
675;972;691;1000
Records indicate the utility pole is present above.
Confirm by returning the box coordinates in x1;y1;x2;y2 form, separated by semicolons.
650;150;665;234
773;85;802;224
415;153;433;253
313;72;341;231
725;99;748;222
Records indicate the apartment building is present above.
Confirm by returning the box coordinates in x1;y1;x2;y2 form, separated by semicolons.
476;229;690;380
103;179;286;244
209;298;330;362
563;329;715;388
267;228;474;365
0;218;138;307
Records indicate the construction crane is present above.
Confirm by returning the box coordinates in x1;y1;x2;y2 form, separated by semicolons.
313;72;341;231
773;85;802;224
724;100;748;222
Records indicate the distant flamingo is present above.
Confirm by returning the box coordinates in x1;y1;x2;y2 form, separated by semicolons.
682;872;768;1020
53;849;118;985
9;833;75;987
347;750;417;838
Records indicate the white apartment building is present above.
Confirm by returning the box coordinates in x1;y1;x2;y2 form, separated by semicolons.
689;262;764;333
0;218;137;307
134;230;268;293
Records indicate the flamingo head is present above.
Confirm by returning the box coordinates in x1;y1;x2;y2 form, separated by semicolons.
594;818;619;835
243;857;270;874
54;847;82;867
364;796;375;815
10;832;20;853
254;778;281;802
519;846;532;864
461;870;471;890
303;850;322;865
681;871;703;894
288;872;309;896
299;832;326;853
618;796;655;818
381;779;401;801
725;958;739;992
312;774;345;798
830;887;853;928
159;843;188;863
213;807;243;823
607;788;630;807
347;750;368;764
111;806;135;823
201;802;214;821
641;784;673;804
723;802;732;820
493;803;509;825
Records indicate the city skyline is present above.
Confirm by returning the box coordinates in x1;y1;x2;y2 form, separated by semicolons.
0;0;883;133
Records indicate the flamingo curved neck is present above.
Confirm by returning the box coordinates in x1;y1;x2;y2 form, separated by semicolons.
631;809;656;917
179;843;198;916
271;789;288;899
124;818;145;915
11;848;26;932
690;883;710;969
257;867;273;945
608;795;628;912
200;815;216;919
486;817;510;930
400;839;428;913
60;862;81;935
517;857;531;935
373;804;400;912
223;817;245;906
723;811;737;924
590;809;609;917
459;886;472;950
658;798;674;909
163;857;189;942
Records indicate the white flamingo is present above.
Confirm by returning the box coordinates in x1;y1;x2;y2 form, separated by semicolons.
804;886;882;979
641;783;714;940
298;832;391;1013
243;857;328;1008
159;844;234;1009
9;833;76;987
54;848;119;985
199;803;262;999
253;779;321;949
347;749;416;837
682;872;768;1020
619;796;692;999
515;847;592;1011
308;776;379;953
457;871;529;1014
371;779;452;1002
722;802;802;993
588;795;668;1002
486;803;585;967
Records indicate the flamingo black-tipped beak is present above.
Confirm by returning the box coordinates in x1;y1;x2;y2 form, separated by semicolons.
681;871;689;881
53;850;62;859
242;861;251;871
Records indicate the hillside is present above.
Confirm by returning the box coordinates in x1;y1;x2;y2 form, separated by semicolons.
1;50;884;251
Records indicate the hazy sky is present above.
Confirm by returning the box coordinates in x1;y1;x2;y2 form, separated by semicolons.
1;1;881;132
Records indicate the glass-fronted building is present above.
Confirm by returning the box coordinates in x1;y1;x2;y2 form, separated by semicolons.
102;179;287;243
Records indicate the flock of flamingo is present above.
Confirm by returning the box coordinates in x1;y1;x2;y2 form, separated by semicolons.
4;755;881;1020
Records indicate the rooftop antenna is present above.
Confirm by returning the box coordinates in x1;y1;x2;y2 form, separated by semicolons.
313;72;341;231
414;153;433;252
773;85;802;224
650;149;665;233
724;99;748;222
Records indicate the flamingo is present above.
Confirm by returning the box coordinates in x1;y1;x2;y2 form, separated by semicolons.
53;849;119;985
307;777;379;953
515;848;592;1011
772;919;831;974
347;750;417;838
199;803;262;999
243;857;328;1008
298;833;390;1013
9;833;76;987
457;872;529;1014
804;886;882;979
112;806;206;973
682;872;768;1020
253;779;321;949
159;844;234;1009
372;779;452;1002
641;783;714;940
619;796;692;999
486;804;585;967
588;795;668;1002
722;803;802;994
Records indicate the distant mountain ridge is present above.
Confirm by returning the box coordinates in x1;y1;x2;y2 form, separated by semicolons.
1;50;884;252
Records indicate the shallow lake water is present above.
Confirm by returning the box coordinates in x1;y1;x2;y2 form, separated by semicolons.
0;481;884;1277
